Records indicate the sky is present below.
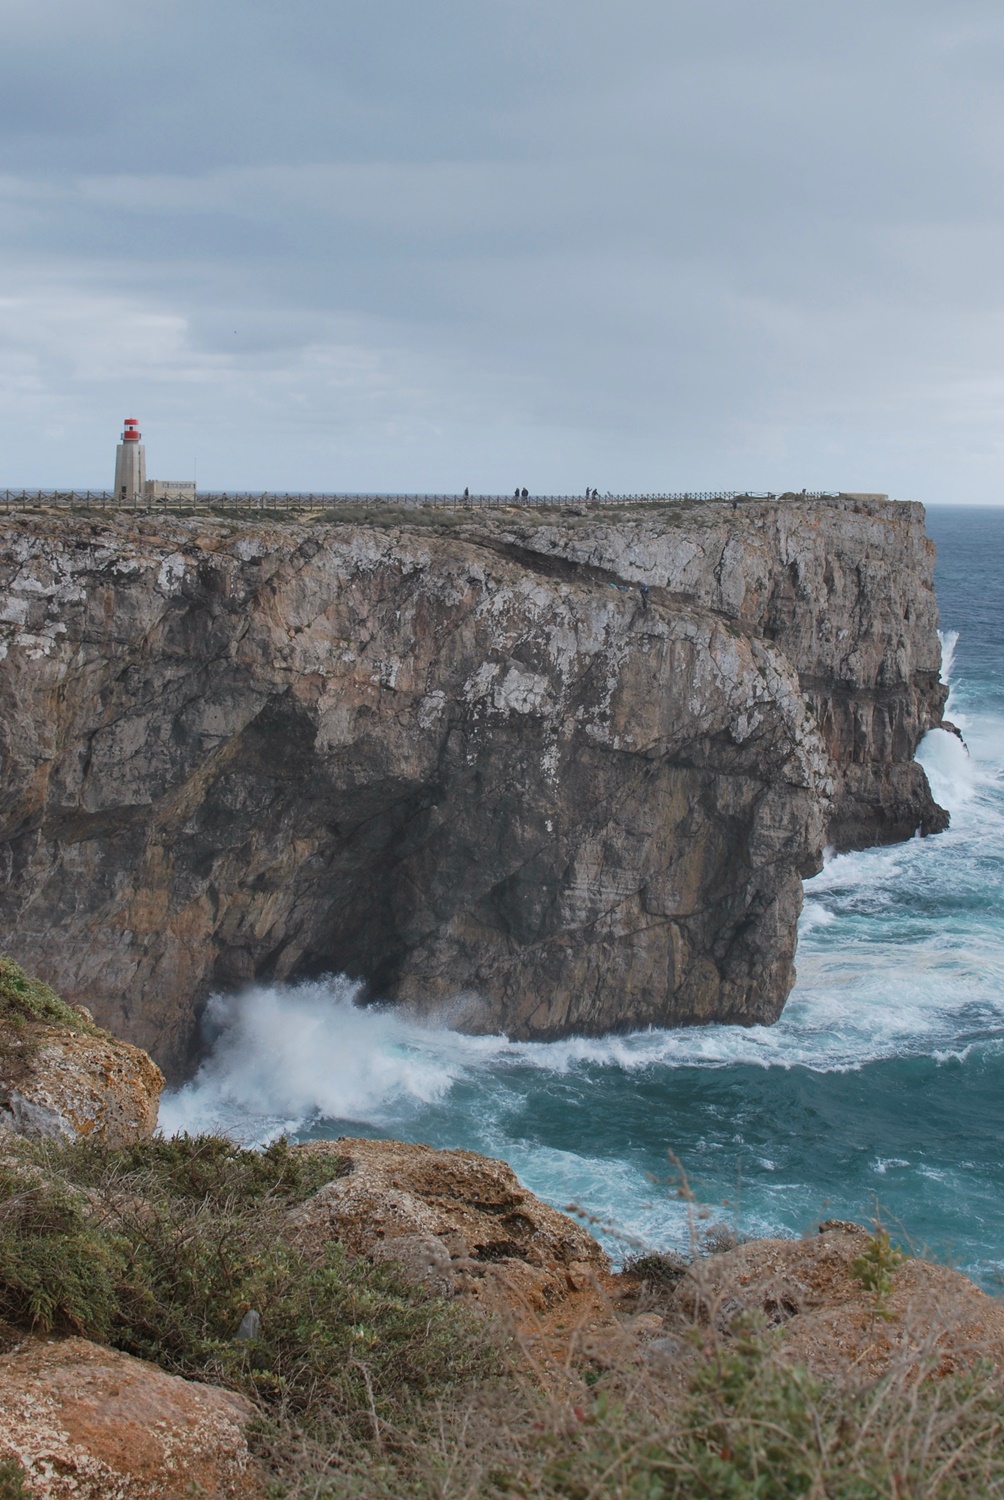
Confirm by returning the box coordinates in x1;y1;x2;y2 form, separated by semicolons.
2;0;1004;500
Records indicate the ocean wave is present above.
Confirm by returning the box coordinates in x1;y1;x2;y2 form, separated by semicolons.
916;726;981;813
158;979;470;1143
159;934;1004;1146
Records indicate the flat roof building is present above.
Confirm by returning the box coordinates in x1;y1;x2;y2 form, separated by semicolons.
146;479;196;502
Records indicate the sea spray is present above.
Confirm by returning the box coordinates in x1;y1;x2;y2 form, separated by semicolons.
159;980;469;1142
938;627;959;689
916;725;979;812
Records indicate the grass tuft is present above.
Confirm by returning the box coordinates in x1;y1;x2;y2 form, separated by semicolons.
0;954;99;1036
0;1458;29;1500
0;1132;498;1457
0;952;103;1084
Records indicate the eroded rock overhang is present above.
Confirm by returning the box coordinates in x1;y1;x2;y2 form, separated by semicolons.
0;497;946;1075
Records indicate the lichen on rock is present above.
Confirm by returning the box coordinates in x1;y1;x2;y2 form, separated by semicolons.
288;1137;608;1312
0;1333;261;1499
0;954;163;1146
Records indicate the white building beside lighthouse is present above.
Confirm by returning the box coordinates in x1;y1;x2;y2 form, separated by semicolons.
113;417;146;501
111;417;196;503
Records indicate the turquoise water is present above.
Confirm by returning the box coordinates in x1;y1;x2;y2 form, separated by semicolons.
162;506;1004;1287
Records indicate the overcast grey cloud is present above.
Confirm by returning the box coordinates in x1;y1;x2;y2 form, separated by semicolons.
2;0;1004;498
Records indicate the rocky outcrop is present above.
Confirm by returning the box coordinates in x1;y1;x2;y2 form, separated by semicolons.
665;1223;1004;1380
0;1332;261;1498
285;1139;1004;1387
0;1025;162;1146
0;499;945;1073
0;954;163;1145
526;1221;1004;1390
287;1137;607;1312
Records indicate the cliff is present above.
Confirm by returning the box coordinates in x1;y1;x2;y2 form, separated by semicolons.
0;497;945;1075
477;495;947;849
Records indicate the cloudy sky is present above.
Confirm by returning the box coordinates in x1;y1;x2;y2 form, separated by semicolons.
2;0;1003;499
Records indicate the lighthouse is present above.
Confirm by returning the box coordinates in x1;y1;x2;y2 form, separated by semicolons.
113;418;147;502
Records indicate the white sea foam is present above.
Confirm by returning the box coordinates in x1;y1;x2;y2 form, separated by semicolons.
796;899;836;935
160;898;1004;1143
159;979;470;1142
916;726;979;813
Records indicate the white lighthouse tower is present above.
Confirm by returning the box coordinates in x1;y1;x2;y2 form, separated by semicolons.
113;417;146;502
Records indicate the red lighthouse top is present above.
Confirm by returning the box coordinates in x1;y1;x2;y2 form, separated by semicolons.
122;418;141;443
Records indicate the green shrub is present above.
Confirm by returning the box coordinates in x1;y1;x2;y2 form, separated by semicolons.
0;953;100;1035
0;1165;119;1336
851;1229;905;1319
0;1134;494;1443
60;1131;343;1210
102;1169;483;1427
0;1458;29;1500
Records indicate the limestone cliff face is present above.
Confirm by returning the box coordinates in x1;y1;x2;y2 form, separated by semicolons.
0;499;944;1076
477;495;947;849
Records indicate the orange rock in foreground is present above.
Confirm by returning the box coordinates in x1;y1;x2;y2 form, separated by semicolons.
0;1024;163;1147
289;1136;608;1313
0;1334;262;1499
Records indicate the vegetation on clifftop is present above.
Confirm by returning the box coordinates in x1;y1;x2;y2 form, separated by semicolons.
1;961;1003;1497
2;1127;1003;1497
0;1131;495;1453
0;953;103;1081
0;954;101;1036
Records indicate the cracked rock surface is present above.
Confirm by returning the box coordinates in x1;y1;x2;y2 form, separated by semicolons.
0;498;945;1076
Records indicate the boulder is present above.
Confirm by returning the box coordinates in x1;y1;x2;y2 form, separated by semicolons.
0;1024;163;1147
0;1332;262;1498
287;1137;607;1312
673;1225;1004;1379
368;1232;457;1298
0;956;163;1147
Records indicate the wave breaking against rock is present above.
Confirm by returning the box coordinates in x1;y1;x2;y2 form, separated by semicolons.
0;496;946;1076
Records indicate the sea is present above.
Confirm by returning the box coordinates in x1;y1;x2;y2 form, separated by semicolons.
160;505;1004;1288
